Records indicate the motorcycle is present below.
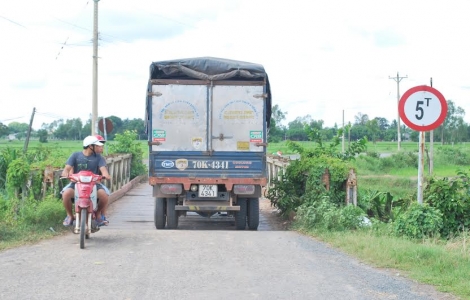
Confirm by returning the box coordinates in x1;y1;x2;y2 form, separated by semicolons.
65;170;102;249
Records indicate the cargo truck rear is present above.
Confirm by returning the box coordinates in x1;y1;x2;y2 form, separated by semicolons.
145;57;271;230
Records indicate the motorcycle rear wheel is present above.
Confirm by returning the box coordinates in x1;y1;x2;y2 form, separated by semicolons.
80;208;87;249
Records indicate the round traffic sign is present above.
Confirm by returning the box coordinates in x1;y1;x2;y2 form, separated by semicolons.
398;85;447;131
98;118;114;134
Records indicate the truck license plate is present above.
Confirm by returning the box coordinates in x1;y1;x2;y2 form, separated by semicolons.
199;185;217;197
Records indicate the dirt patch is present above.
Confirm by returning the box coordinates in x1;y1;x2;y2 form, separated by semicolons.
259;197;292;230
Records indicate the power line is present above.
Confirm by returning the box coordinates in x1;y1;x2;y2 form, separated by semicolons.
0;116;25;123
0;15;27;28
54;0;90;60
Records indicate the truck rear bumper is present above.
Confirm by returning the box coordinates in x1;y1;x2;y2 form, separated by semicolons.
148;177;267;191
175;205;240;211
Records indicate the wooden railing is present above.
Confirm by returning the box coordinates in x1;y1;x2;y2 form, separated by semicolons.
266;155;290;190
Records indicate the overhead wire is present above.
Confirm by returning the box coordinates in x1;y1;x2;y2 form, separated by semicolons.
0;15;27;28
54;0;91;60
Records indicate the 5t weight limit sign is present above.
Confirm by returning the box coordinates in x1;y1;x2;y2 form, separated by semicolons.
398;85;447;131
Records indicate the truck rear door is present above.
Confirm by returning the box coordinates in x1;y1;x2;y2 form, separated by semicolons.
150;83;266;153
211;84;265;152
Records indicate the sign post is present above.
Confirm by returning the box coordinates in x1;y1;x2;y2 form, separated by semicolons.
398;85;447;204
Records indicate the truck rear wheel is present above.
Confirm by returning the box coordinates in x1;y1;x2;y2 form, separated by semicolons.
166;197;179;229
247;197;259;230
234;198;247;230
154;197;166;229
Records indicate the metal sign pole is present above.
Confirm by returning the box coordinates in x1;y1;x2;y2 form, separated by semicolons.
417;131;425;204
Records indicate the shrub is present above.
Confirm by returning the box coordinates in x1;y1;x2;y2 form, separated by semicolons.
21;196;64;227
380;152;418;170
424;173;470;237
296;194;366;231
109;130;147;179
434;147;470;166
394;203;443;239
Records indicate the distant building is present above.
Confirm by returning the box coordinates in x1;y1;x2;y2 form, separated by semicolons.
7;133;18;141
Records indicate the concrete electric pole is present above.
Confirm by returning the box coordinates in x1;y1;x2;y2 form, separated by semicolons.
91;0;99;135
389;72;407;151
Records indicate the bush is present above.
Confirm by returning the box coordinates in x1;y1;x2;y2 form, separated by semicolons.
296;195;366;231
394;203;443;239
109;130;147;179
424;173;470;237
21;197;65;227
434;147;470;166
380;152;418;170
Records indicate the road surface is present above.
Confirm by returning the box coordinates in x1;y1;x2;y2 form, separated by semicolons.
0;183;456;300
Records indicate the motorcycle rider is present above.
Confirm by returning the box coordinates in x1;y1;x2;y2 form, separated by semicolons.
61;135;111;227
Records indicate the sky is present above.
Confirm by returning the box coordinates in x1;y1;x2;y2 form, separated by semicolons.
1;0;470;130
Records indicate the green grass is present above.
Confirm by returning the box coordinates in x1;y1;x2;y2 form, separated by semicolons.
0;222;69;251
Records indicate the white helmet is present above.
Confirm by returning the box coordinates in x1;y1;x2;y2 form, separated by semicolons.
83;135;104;148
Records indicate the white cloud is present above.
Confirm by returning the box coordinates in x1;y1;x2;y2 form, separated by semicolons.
1;0;470;130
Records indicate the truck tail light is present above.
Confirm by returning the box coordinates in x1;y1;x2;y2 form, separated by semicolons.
160;184;182;194
233;184;255;195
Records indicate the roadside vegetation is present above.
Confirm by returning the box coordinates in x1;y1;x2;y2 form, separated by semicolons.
0;130;146;251
267;134;470;299
2;102;470;298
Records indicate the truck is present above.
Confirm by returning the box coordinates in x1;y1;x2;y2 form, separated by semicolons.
145;57;272;230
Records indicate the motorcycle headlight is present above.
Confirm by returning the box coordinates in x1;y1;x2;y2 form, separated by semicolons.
79;175;93;183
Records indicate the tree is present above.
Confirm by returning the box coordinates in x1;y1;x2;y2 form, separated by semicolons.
268;105;287;142
435;100;465;144
366;119;380;144
37;129;48;143
0;122;8;137
354;113;369;125
271;104;287;125
287;116;311;141
8;122;29;140
53;118;83;140
122;118;145;139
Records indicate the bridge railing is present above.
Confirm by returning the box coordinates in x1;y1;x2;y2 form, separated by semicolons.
266;155;290;190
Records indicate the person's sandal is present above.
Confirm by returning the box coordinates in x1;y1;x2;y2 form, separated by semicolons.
62;216;74;226
97;216;109;227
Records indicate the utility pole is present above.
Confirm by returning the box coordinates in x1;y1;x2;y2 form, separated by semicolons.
23;107;36;153
91;0;100;135
389;72;407;151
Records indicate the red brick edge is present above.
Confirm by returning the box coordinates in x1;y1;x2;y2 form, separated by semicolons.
108;175;148;205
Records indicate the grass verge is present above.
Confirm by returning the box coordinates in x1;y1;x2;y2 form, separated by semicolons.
0;223;69;251
298;227;470;299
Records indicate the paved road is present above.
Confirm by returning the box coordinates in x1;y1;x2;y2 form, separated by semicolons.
0;183;456;300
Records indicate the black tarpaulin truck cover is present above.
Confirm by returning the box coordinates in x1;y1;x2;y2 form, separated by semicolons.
147;56;272;127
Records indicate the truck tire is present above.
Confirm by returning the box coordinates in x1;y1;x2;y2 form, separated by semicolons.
166;197;179;229
154;197;166;229
247;197;259;230
234;198;247;230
